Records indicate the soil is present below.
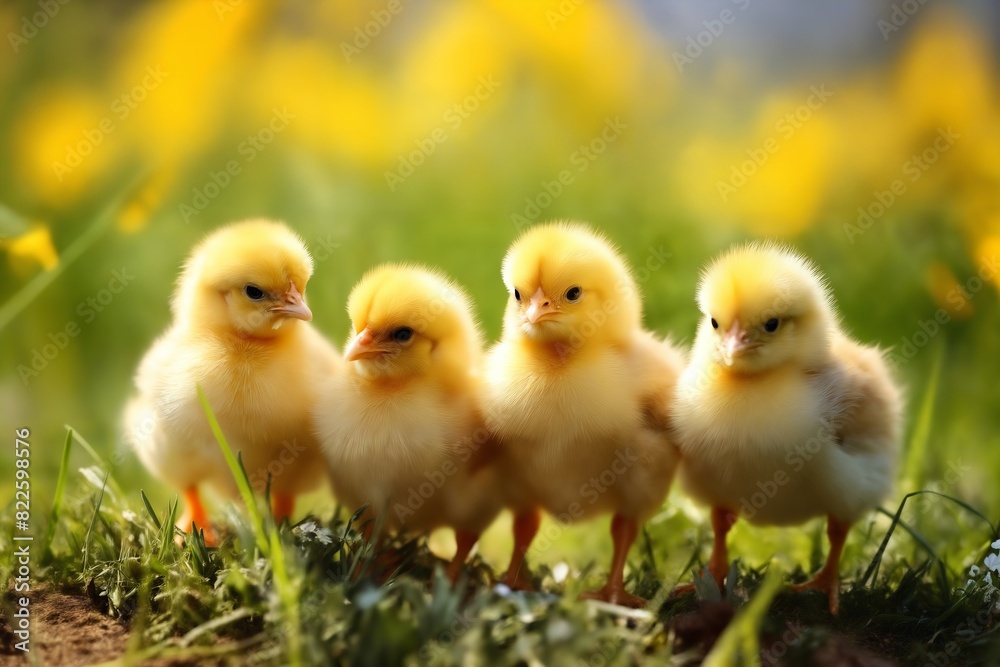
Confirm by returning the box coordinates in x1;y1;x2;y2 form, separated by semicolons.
1;585;129;666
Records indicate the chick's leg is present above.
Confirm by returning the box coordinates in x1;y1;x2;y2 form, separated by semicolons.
502;509;540;591
792;515;848;614
580;514;645;608
177;486;218;547
708;507;737;588
271;493;294;525
446;529;480;584
673;506;735;595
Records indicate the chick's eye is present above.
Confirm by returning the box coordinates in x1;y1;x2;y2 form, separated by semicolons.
764;318;780;333
514;289;521;302
711;318;719;330
392;327;414;342
565;286;582;302
244;285;266;301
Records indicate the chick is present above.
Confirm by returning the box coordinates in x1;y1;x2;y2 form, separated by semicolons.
313;264;502;581
672;243;903;614
482;222;684;607
124;219;339;543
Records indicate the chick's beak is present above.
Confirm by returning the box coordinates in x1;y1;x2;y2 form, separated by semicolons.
270;282;313;321
524;287;557;324
344;328;390;362
720;321;751;366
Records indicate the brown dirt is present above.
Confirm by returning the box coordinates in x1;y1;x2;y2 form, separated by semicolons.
1;585;129;666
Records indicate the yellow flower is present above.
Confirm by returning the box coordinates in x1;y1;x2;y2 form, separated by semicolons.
975;234;1000;293
112;0;262;166
10;86;119;208
116;168;175;234
247;41;396;166
5;226;59;272
894;10;995;138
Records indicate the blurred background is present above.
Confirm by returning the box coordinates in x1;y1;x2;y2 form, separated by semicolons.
1;0;998;575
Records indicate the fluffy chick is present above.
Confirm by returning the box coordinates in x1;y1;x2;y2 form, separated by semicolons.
482;222;684;607
672;242;903;613
313;264;502;581
124;219;340;543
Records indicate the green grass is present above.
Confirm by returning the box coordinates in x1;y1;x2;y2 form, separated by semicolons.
3;418;999;666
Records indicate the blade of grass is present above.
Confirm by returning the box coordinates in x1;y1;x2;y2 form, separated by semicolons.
139;490;162;530
82;470;110;574
66;427;125;499
196;385;268;555
902;342;943;489
41;428;74;560
0;171;150;332
862;490;997;587
270;529;302;667
704;567;783;667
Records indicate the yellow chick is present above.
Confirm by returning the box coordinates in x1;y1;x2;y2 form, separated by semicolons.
124;219;340;543
672;243;903;614
482;222;684;607
313;264;502;581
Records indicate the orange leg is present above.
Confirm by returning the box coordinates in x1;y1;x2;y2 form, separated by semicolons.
708;507;737;589
502;509;540;591
580;514;645;608
271;493;295;525
674;506;735;595
446;529;480;584
792;515;849;614
177;486;217;546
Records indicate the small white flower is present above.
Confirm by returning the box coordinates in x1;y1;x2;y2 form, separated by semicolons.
986;572;994;587
992;539;1000;550
970;564;981;577
985;552;1000;574
294;520;333;544
552;562;569;584
122;510;138;522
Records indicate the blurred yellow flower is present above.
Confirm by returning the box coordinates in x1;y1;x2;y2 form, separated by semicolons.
4;225;58;273
397;3;515;139
112;0;262;165
682;92;836;237
484;0;669;125
248;41;397;166
116;169;175;234
894;10;996;139
976;234;1000;293
11;86;119;208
